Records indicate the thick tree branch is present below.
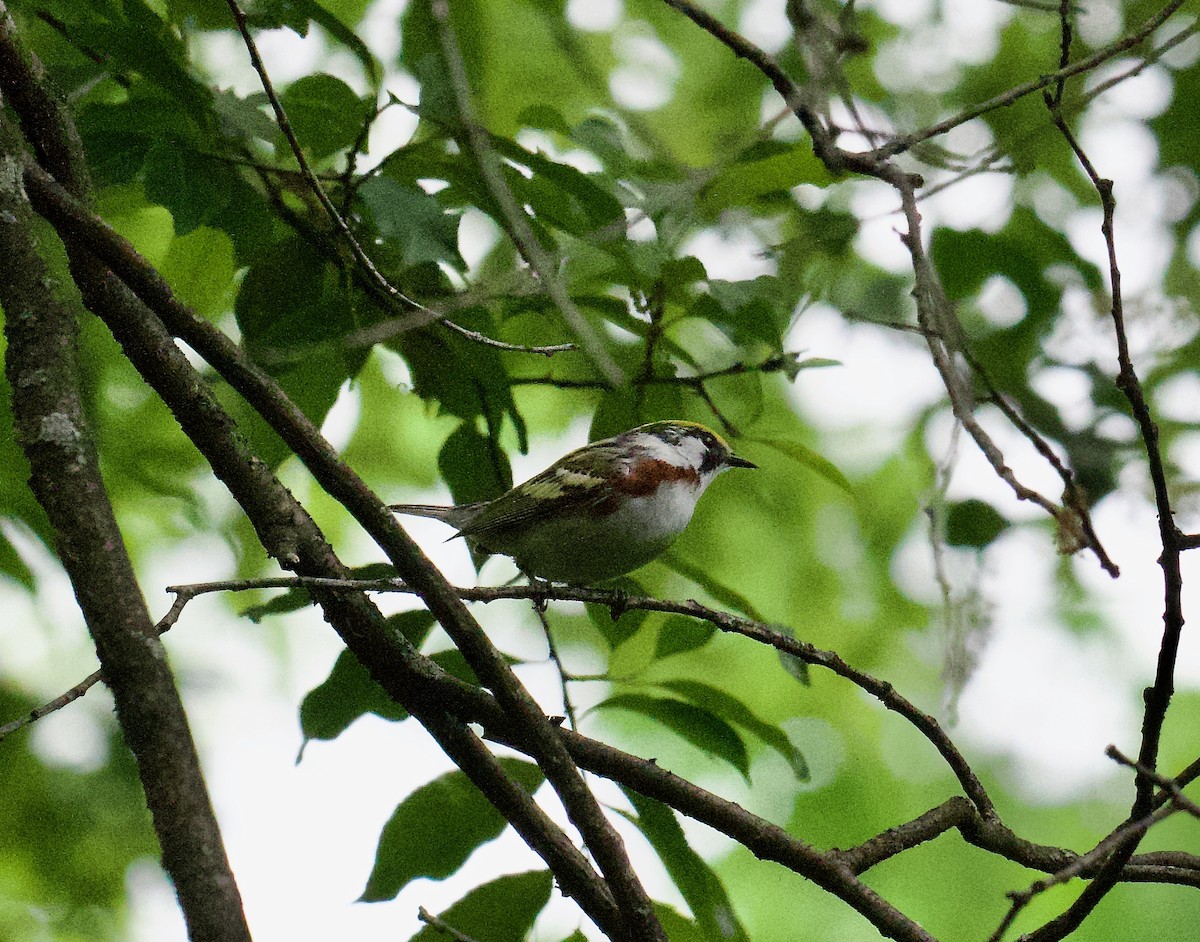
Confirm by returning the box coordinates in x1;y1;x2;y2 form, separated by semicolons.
0;99;252;942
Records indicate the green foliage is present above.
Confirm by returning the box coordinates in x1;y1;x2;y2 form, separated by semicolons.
361;760;545;902
406;870;553;942
621;788;749;942
596;692;752;781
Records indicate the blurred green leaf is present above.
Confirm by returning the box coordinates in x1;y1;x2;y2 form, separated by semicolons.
658;679;810;782
143;146;231;235
700;140;833;214
654;613;717;659
596;693;750;780
659;549;768;623
360;175;464;268
754;437;854;496
945;499;1008;549
586;597;651;648
280;73;372;160
438;421;513;507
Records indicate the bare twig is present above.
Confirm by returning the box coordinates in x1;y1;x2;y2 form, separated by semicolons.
417;906;482;942
1107;746;1200;820
873;0;1188;159
1014;13;1188;936
147;574;995;817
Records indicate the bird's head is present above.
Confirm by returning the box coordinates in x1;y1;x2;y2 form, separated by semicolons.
620;421;757;482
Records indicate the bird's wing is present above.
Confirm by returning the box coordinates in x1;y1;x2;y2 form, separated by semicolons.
456;441;627;539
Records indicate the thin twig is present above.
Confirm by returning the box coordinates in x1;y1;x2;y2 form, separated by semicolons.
0;590;191;744
146;574;996;817
873;0;1187;159
1013;16;1187;936
0;670;102;743
417;906;482;942
1107;746;1200;820
528;590;580;731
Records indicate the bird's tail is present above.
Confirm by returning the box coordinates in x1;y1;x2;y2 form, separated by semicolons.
388;503;458;523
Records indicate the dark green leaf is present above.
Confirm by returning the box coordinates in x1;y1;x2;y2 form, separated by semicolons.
945;499;1008;549
394;328;525;448
586;597;650;648
438;422;513;507
298;611;436;744
361;761;545;902
597;694;750;780
298;0;382;86
654;614;717;659
700;140;832;214
621;789;750;941
407;870;553;942
658;680;809;782
143;146;231;235
280;73;371;160
299;649;409;744
360;175;464;268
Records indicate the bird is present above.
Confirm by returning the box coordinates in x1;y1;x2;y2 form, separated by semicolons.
389;421;757;585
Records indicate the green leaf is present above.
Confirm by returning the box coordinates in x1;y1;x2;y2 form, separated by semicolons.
233;236;367;464
654;614;717;659
658;680;809;782
143;146;231;235
516;104;573;136
361;760;545;902
395;328;527;449
770;623;812;687
621;789;750;941
596;694;750;780
586;597;651;648
754;437;854;496
704;276;791;349
700;140;833;214
158;226;236;319
407;870;553;942
945;499;1008;549
652;904;713;942
298;611;436;744
299;0;383;86
298;649;409;743
658;550;767;623
438;422;512;507
280;73;371;160
359;175;464;268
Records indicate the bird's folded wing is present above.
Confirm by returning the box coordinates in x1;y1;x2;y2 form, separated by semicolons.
456;446;624;538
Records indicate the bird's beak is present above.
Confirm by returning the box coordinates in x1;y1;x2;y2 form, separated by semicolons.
727;454;757;469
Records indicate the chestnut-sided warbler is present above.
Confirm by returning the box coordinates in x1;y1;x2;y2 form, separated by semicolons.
389;421;756;585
